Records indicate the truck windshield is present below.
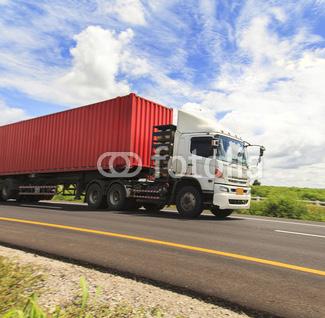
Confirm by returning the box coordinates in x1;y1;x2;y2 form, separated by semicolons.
216;135;247;166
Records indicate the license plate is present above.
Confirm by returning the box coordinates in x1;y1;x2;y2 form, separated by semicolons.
236;188;244;195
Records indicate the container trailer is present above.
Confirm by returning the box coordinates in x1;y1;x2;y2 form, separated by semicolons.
0;93;264;218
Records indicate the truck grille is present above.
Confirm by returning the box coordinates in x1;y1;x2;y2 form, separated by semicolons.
229;199;249;205
228;177;247;185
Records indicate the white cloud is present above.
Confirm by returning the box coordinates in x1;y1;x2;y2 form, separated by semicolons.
97;0;146;25
269;7;287;23
0;25;150;106
180;8;325;187
0;100;28;125
56;26;133;104
0;1;189;107
264;163;325;189
56;25;152;104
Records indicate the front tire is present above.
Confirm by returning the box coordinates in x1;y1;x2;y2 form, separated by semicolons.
176;186;203;218
210;207;233;219
86;183;107;209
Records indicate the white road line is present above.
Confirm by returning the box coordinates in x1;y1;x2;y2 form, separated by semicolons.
275;230;325;238
165;209;325;228
232;216;325;228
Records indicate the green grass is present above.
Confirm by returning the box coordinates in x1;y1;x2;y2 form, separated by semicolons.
0;258;170;318
238;186;325;221
251;185;325;202
0;257;43;316
51;185;84;203
303;205;325;222
51;194;84;203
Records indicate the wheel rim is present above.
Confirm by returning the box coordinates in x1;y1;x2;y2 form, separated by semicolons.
89;189;99;204
109;189;121;206
180;192;196;212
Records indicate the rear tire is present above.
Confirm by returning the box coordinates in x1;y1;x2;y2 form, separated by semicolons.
0;179;18;201
210;207;233;219
143;203;165;212
86;183;107;209
106;183;127;211
176;185;203;218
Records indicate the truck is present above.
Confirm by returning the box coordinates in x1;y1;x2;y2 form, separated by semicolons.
0;93;264;218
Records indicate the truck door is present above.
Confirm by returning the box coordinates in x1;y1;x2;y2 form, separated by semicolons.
189;136;215;191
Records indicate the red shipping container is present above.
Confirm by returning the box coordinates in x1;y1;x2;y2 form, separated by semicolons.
0;93;173;176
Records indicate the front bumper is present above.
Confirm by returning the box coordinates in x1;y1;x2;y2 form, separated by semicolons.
213;184;251;210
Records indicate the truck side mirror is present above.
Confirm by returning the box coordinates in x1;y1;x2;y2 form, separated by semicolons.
258;146;265;163
211;139;220;148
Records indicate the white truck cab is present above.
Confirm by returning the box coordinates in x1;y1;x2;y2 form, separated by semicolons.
171;111;256;215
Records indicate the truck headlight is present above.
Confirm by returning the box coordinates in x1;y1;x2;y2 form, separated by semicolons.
219;186;229;193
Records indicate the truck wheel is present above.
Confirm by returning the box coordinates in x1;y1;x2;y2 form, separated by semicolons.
1;179;18;201
106;183;126;210
210;207;233;219
176;186;203;218
143;203;165;212
86;183;107;209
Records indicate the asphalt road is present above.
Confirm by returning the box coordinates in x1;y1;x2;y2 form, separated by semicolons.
0;201;324;318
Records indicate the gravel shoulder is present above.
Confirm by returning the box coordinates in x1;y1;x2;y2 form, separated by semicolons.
0;245;251;318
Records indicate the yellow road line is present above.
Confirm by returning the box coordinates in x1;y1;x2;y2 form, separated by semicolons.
0;216;324;276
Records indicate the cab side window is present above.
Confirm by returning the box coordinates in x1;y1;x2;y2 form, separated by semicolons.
190;137;213;158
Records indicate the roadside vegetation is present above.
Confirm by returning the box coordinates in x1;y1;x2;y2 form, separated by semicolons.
52;186;84;203
237;186;325;222
0;256;43;316
251;185;325;202
52;193;84;203
0;257;167;318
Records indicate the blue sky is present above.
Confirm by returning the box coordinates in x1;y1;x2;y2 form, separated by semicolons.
0;0;325;187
